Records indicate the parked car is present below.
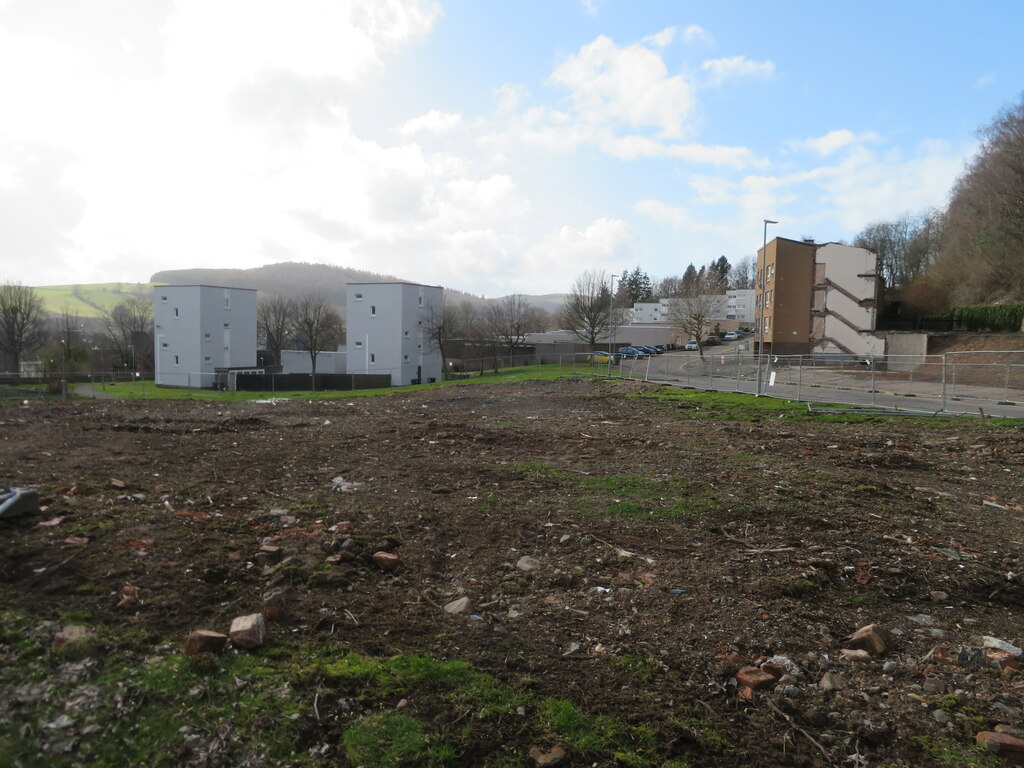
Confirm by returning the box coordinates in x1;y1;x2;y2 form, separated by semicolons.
588;352;617;364
638;345;662;355
704;336;721;346
723;331;739;341
684;340;699;351
617;346;648;359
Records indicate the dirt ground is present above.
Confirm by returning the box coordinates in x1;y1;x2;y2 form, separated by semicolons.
2;378;1024;767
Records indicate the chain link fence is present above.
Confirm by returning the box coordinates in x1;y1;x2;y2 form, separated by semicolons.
559;350;1024;417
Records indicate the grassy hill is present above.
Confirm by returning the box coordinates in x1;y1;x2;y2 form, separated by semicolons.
33;263;562;317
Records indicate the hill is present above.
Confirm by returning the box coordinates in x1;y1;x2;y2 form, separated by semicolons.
34;263;563;318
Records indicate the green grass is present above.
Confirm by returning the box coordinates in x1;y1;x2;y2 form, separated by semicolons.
342;713;455;768
515;462;718;520
35;283;156;318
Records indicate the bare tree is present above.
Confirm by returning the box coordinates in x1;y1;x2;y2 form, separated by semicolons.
560;270;613;348
257;294;296;367
728;257;756;290
665;270;723;356
423;295;460;374
484;294;535;359
54;307;90;373
102;295;153;374
0;283;48;370
293;293;344;388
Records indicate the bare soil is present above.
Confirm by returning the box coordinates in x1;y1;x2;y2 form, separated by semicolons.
2;378;1023;767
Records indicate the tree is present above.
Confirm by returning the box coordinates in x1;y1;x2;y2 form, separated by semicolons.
561;270;614;348
484;294;536;359
728;257;755;290
711;256;731;286
292;294;344;388
619;266;654;305
680;264;699;293
0;283;47;370
257;294;297;367
665;270;721;356
653;275;683;300
853;214;934;292
54;307;90;374
101;295;153;374
919;94;1024;307
424;295;460;374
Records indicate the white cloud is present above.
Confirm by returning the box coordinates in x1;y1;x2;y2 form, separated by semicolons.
682;24;713;46
523;218;633;291
642;27;676;48
549;34;695;139
634;199;692;227
700;55;775;86
974;72;995;89
399;109;463;136
786;129;881;157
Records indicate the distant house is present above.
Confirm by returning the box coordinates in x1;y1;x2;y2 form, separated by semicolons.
345;282;443;386
153;285;258;388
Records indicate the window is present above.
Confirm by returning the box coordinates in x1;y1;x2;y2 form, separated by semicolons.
204;356;211;363
161;342;168;348
223;323;230;328
174;355;179;365
354;341;363;348
204;333;211;341
160;295;168;303
404;330;409;337
404;354;409;361
370;305;376;316
418;295;423;306
354;293;363;300
370;354;375;364
174;307;179;317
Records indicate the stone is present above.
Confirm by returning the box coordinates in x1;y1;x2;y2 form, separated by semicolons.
843;624;890;656
372;551;400;571
255;544;282;567
983;636;1024;658
932;709;951;724
52;625;94;653
988;649;1021;671
516;556;541;572
922;677;946;695
819;672;845;691
735;666;776;693
765;655;801;677
444;597;472;615
528;745;567;767
559;534;571;545
839;648;873;663
883;661;899;674
263;590;287;622
908;613;934;625
977;731;1024;765
184;630;228;656
229;614;265;649
930;590;949;603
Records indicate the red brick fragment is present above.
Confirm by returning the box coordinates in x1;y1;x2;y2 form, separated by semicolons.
372;551;400;571
843;624;890;656
976;731;1024;765
735;666;776;693
185;630;228;656
230;614;266;649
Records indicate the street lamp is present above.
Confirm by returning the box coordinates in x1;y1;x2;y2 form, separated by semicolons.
756;219;778;395
607;273;618;354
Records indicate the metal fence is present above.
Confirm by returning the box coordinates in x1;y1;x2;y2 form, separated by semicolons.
559;350;1024;417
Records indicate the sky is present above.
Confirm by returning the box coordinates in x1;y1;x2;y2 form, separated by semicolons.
1;1;1022;298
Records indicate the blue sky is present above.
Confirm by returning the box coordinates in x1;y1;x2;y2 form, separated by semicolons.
1;0;1022;297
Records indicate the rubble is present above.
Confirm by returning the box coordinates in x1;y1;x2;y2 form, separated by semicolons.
184;630;229;656
229;614;265;649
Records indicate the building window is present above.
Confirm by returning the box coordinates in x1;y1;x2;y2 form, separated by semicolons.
417;343;422;350
174;355;179;365
370;305;376;316
174;307;179;317
223;323;230;328
404;354;409;361
160;295;167;303
204;356;211;363
161;342;168;348
354;293;363;300
204;333;211;341
354;341;363;348
370;354;375;364
404;330;409;337
418;295;423;306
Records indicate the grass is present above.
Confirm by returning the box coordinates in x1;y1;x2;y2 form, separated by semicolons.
0;602;731;767
515;461;719;520
35;283;155;318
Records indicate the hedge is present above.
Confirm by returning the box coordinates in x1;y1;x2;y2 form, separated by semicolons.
951;302;1024;332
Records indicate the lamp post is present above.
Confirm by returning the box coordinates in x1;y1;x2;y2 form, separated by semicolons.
756;219;778;395
607;273;618;354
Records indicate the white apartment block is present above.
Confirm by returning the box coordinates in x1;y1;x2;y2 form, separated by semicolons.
724;289;755;323
811;243;884;356
346;282;443;386
153;285;257;388
630;291;754;325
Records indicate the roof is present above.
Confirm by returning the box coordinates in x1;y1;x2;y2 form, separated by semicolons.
153;284;257;292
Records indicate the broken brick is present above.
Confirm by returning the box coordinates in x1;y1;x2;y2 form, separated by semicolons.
185;630;228;656
843;624;890;656
230;613;266;649
263;590;287;622
372;551;400;571
52;625;94;652
976;731;1024;765
735;666;776;693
